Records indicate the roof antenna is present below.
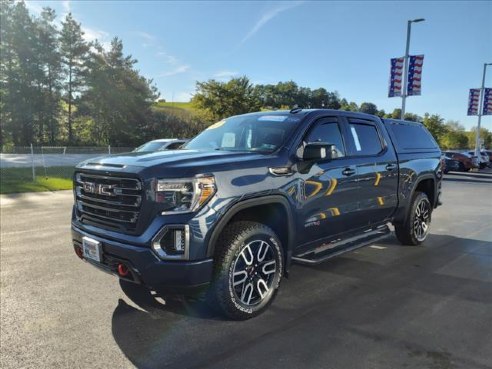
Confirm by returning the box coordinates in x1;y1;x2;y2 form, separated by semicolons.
290;104;302;114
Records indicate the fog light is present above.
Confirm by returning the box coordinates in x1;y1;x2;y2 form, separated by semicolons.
174;230;185;252
152;225;189;260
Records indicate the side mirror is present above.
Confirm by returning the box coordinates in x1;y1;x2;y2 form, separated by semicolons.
302;142;335;161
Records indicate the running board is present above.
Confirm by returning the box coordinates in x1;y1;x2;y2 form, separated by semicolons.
292;225;391;265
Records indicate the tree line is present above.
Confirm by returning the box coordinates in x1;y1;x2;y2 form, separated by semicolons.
1;1;489;150
0;1;167;148
192;76;491;150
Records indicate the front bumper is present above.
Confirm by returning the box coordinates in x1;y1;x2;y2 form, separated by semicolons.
71;225;214;293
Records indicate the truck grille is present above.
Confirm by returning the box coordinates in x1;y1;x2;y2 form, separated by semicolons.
74;172;143;232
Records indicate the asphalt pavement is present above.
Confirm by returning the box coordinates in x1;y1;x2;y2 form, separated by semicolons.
1;169;491;369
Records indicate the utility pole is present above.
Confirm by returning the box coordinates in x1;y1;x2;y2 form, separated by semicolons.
475;63;492;157
401;18;425;119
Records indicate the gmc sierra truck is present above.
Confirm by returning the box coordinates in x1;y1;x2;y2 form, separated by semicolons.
71;109;442;319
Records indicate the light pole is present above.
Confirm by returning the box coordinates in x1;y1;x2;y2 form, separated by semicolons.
401;18;425;119
475;63;492;157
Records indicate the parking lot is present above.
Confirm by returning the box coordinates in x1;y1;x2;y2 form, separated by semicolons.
1;169;491;369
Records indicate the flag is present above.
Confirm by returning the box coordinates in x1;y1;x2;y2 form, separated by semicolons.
388;57;404;97
407;55;424;96
483;88;492;115
467;89;481;116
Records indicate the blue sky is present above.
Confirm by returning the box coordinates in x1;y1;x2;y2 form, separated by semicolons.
26;0;492;129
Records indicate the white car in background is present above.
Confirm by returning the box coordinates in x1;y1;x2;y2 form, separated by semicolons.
467;151;490;169
134;139;188;152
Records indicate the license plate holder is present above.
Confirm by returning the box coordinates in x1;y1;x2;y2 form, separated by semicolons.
82;236;102;263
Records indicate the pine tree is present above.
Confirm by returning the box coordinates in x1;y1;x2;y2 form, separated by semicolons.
0;1;43;145
60;13;88;144
35;7;62;144
79;38;158;145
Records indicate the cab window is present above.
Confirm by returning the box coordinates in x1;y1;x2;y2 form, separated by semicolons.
306;118;345;158
348;120;383;156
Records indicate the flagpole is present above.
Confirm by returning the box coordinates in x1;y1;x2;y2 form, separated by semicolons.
475;63;492;157
401;18;425;119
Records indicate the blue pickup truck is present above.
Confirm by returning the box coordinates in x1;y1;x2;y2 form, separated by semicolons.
71;109;442;319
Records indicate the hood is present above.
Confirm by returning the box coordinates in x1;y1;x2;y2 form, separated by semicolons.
77;149;282;177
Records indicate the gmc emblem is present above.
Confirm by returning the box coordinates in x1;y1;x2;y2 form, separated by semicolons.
83;182;115;196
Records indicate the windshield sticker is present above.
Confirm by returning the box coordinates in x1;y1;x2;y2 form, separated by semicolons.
221;132;236;148
206;120;226;130
258;115;288;122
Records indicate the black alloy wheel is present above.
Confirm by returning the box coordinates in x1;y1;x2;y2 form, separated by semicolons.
394;191;432;246
210;221;283;320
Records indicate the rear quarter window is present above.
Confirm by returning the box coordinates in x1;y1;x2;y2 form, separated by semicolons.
385;121;439;151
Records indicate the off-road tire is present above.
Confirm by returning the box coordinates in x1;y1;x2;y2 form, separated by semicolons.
209;221;283;320
394;191;432;246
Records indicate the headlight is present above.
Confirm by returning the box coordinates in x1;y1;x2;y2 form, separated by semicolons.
156;175;216;214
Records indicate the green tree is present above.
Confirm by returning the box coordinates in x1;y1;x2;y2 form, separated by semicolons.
359;102;378;115
275;81;299;108
339;98;359;112
389;108;401;119
403;113;421;122
445;120;465;131
192;76;261;122
441;130;468;149
422;113;448;146
35;7;62;144
0;0;16;147
255;84;277;108
465;127;492;149
60;13;88;144
79;38;158;145
0;1;46;146
376;109;386;118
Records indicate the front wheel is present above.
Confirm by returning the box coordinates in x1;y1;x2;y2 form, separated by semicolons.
209;221;283;320
394;192;432;246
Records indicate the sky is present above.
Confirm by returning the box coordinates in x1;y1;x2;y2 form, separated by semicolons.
25;0;492;129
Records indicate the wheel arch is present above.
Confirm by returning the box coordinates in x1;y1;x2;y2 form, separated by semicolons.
206;195;296;273
394;174;437;225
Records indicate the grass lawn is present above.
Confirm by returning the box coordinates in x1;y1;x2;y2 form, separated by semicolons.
0;166;74;194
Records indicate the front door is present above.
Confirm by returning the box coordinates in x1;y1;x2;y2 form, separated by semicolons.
296;117;359;248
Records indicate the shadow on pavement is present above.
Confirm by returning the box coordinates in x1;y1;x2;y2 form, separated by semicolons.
111;234;492;369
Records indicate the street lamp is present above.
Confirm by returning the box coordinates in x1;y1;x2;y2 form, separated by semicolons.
401;18;425;119
475;63;492;158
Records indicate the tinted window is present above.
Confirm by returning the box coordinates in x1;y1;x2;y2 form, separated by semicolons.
306;120;345;158
166;142;184;150
349;123;383;156
388;123;439;150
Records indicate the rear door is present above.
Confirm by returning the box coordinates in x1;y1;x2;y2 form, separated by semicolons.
342;117;399;227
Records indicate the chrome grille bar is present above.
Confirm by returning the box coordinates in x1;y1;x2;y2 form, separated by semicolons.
75;171;143;230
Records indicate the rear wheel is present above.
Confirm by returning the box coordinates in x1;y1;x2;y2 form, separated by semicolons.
395;192;432;246
209;221;283;320
458;162;465;172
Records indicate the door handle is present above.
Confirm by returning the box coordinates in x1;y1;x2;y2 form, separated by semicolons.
386;163;397;171
342;167;356;176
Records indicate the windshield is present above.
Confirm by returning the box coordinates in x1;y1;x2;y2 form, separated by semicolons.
134;141;169;152
185;113;301;153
